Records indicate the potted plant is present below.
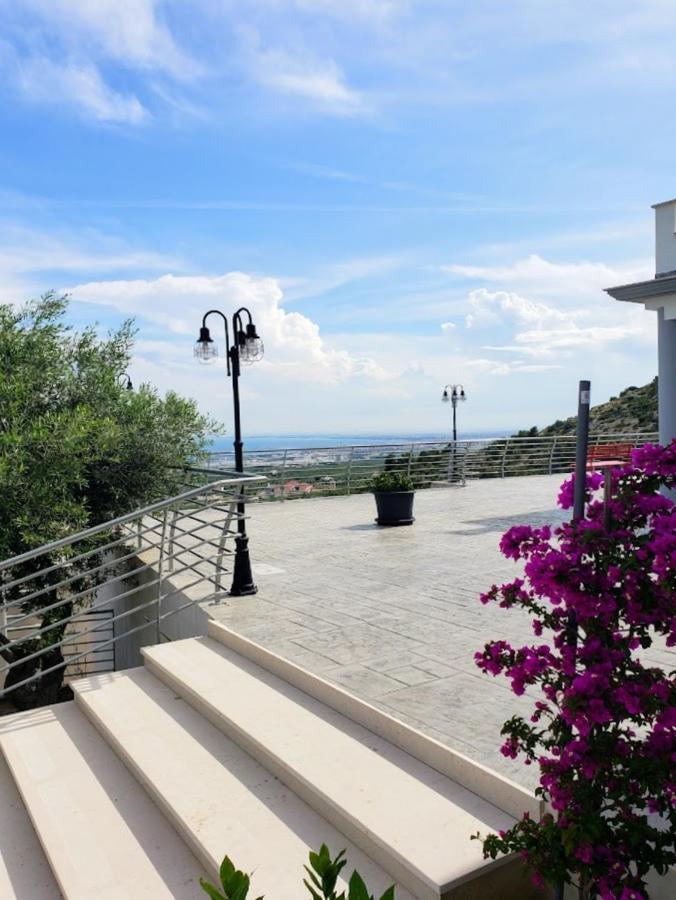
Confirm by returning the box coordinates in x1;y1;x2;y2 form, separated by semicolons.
369;471;415;526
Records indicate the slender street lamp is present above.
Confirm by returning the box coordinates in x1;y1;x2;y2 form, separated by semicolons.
441;384;466;442
117;373;133;391
194;307;264;596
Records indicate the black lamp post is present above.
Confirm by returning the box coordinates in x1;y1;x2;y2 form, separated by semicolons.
194;307;264;596
441;383;466;442
117;373;133;391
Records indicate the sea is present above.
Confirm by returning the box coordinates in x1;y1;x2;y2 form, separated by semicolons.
207;431;510;452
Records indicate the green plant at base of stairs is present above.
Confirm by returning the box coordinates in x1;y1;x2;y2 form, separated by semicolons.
200;844;395;900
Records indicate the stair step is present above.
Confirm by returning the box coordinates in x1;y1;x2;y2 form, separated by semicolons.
73;666;412;899
0;754;61;899
142;635;520;899
0;703;204;899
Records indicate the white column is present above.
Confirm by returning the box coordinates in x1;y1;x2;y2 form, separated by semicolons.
658;307;676;444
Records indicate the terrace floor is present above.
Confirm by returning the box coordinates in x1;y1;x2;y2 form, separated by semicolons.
204;474;675;789
204;474;568;789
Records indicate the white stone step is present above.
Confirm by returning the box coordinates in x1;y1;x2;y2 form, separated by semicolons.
0;703;204;899
0;754;61;899
141;634;533;900
73;666;413;899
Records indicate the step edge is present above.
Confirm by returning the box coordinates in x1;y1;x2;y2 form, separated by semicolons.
206;620;541;821
0;735;68;900
72;685;221;885
142;648;441;900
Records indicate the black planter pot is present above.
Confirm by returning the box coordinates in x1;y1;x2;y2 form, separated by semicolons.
373;490;415;526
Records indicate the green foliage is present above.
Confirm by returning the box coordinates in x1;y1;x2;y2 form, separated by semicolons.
538;378;658;436
199;856;263;900
0;293;219;707
369;471;414;493
200;846;395;900
0;293;217;556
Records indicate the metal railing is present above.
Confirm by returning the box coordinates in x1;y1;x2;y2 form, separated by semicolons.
0;474;264;707
205;432;658;500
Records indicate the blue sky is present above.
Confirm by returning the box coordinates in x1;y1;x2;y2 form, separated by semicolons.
0;1;672;435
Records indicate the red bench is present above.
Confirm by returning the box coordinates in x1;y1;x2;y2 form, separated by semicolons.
587;443;634;469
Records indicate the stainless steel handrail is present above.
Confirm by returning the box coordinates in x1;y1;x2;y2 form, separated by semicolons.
202;433;657;498
0;474;265;705
0;475;263;572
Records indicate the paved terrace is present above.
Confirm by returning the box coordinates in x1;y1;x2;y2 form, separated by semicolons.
203;475;675;788
203;475;569;790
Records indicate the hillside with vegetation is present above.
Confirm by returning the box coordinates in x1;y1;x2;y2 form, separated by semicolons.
515;378;658;438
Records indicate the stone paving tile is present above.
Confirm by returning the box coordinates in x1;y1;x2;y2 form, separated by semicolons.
207;474;566;788
325;664;409;699
382;665;442;687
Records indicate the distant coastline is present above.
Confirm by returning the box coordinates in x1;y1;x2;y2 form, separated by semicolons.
208;430;512;452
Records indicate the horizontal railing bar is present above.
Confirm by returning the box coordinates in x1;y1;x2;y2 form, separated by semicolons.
0;475;263;573
1;533;168;612
1;500;244;605
1;537;234;655
1;617;160;697
1;554;231;695
0;529;141;595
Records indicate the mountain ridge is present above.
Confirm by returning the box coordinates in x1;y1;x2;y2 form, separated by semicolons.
515;378;658;438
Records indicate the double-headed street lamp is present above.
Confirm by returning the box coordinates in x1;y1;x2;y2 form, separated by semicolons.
441;383;466;442
194;307;264;597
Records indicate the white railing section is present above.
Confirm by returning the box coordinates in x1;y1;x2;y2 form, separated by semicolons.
205;432;658;499
0;473;264;705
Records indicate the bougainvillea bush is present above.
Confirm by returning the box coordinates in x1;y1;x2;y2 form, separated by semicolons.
474;440;676;900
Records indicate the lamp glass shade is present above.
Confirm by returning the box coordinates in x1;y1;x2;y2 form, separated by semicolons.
441;390;449;403
240;335;264;365
194;339;218;363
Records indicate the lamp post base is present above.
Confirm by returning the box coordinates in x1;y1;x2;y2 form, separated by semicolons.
229;534;258;596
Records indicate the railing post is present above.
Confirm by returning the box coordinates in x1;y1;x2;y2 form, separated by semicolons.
548;436;558;475
406;444;414;477
156;508;169;644
346;446;355;495
215;495;238;592
166;509;179;572
280;449;288;501
500;438;510;478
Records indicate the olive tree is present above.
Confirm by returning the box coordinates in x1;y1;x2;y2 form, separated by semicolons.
0;293;218;707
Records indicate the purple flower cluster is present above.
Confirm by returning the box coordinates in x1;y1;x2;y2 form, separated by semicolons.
474;439;676;898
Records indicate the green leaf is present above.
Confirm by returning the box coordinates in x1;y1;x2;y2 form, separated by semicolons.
199;877;228;900
303;877;324;900
229;871;251;900
219;857;236;890
347;871;370;900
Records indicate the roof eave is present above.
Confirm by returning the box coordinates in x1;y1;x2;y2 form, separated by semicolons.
605;274;676;303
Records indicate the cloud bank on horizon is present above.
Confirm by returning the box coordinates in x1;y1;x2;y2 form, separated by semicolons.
0;0;668;433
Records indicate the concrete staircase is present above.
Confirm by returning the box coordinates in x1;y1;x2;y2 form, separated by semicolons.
0;621;545;900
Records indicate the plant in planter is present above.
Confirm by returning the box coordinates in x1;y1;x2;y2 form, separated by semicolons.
200;844;395;899
473;439;676;899
369;471;415;526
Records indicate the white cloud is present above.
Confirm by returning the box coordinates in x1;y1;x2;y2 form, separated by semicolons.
69;272;389;384
514;320;650;353
15;56;147;123
440;321;456;333
444;254;651;300
240;28;365;115
292;0;400;21
466;358;563;376
281;255;400;301
19;0;199;80
464;287;572;329
0;225;177;276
